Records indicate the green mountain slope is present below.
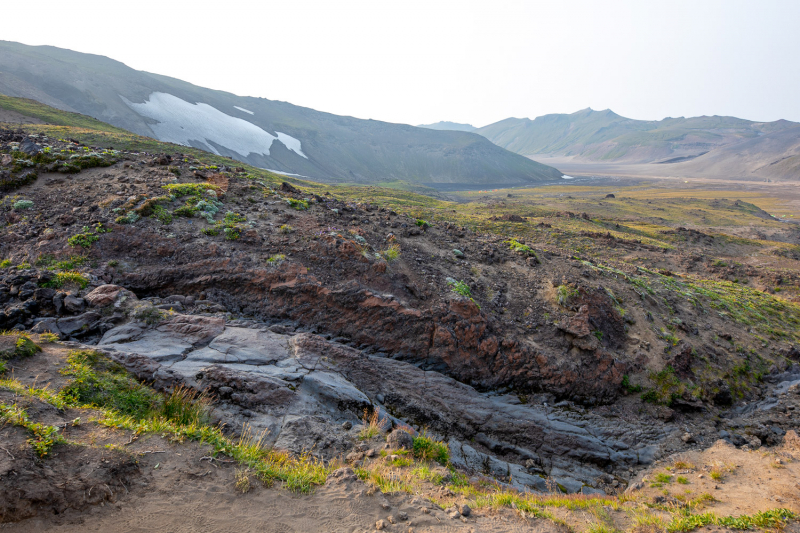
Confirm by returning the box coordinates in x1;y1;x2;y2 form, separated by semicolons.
0;41;562;186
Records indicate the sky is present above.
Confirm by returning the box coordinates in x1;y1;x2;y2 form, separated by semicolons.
3;0;800;127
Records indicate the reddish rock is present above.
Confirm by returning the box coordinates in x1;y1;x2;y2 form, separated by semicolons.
85;284;137;307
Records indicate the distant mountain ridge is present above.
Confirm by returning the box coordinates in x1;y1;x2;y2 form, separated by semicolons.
466;108;800;181
418;121;477;132
0;41;563;186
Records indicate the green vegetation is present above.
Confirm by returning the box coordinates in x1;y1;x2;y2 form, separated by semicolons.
266;254;286;266
0;349;332;492
67;224;109;248
0;402;65;457
556;284;578;306
358;407;387;440
286;198;309;210
0;94;130;133
667;508;794;532
505;238;538;258
12;199;33;210
641;366;685;406
0;333;42;360
59;350;168;420
162;182;221;197
151;204;173;224
448;279;472;298
35;254;88;270
381;243;400;262
412;434;449;465
41;271;90;289
621;375;642;393
115;211;140;224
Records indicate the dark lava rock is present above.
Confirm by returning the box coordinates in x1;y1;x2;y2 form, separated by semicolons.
386;428;414;450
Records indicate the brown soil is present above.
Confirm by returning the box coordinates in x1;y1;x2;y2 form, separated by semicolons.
629;439;800;516
0;112;46;125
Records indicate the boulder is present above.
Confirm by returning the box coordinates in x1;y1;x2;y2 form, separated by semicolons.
31;318;62;337
57;311;101;336
85;284;137;308
64;295;86;314
386;428;414;450
19;139;41;156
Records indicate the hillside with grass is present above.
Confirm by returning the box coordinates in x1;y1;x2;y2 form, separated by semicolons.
1;87;800;532
0;40;563;187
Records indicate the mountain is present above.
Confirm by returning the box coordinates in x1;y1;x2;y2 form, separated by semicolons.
417;121;477;132
475;108;800;180
0;41;563;186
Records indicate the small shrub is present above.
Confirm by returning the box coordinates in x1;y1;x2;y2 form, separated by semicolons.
677;476;689;484
39;332;60;343
115;211;140;225
202;227;220;236
224;226;241;240
0;260;10;268
279;224;294;234
415;219;431;229
654;472;673;483
266;254;286;266
286;198;309;210
13;200;33;210
448;279;472;298
173;205;196;217
41;271;90;289
151;205;173;224
162;182;220;197
381;244;400;262
359;407;389;440
660;328;680;346
505;239;539;261
412;434;449;465
621;375;643;393
133;306;165;326
556;284;578;306
160;385;212;426
641;390;659;404
235;468;251;493
68;226;100;248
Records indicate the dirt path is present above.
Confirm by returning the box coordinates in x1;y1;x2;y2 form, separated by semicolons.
3;443;558;533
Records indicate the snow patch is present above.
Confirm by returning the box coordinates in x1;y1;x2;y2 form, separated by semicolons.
561;175;575;180
276;132;307;159
234;105;254;115
122;92;307;160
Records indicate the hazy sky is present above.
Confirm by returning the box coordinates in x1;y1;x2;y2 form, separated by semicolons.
5;0;799;126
